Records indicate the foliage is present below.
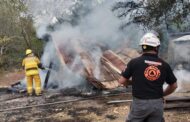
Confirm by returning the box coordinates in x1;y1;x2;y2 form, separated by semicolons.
0;0;43;71
112;0;190;59
112;0;190;32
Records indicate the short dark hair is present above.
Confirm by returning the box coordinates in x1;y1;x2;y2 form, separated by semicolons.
142;45;157;52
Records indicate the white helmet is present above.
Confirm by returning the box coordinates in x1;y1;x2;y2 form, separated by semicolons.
139;33;160;47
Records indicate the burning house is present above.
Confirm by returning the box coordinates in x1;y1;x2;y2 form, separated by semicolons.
25;0;143;92
1;1;190;121
40;35;140;91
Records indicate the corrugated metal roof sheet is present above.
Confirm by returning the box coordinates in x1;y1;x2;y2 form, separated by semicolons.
173;35;190;42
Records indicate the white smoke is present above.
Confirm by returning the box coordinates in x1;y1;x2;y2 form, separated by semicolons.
26;0;78;25
167;35;190;92
174;65;190;92
26;0;144;89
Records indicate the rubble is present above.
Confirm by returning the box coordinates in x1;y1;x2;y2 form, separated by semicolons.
106;96;190;110
102;50;126;74
0;86;8;92
3;41;139;92
53;40;140;90
6;81;26;93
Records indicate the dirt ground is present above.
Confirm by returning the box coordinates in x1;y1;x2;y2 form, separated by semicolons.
0;70;24;87
0;92;190;122
0;71;190;122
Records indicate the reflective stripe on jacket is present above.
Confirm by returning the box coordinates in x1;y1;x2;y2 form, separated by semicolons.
22;56;40;76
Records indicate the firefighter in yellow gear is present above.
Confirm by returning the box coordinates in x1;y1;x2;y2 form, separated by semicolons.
22;49;43;96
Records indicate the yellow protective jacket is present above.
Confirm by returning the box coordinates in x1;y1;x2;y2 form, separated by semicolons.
22;55;40;76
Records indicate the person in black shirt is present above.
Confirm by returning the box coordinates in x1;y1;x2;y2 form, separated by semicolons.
118;33;177;122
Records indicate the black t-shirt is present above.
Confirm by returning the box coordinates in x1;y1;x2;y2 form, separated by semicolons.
122;53;177;99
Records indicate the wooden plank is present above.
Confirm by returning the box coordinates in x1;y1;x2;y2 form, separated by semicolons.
54;43;66;67
165;96;190;102
106;98;190;110
78;53;94;77
56;43;130;89
100;57;123;89
86;77;105;89
72;41;95;77
102;50;126;73
55;40;106;89
72;41;105;89
0;86;9;92
100;65;118;81
118;48;140;59
101;57;122;74
164;102;190;109
101;80;120;89
101;50;126;88
107;99;132;104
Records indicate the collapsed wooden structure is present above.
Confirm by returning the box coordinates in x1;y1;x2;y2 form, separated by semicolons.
55;40;140;90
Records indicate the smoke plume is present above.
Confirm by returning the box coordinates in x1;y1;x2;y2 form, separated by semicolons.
25;0;144;90
24;0;190;93
174;68;190;92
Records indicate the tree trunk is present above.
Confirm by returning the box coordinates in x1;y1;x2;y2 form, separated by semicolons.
21;28;31;48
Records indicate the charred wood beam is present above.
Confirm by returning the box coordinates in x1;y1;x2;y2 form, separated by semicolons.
101;80;120;89
43;62;53;89
86;77;105;90
165;96;190;103
164;102;190;110
0;86;9;92
72;41;106;89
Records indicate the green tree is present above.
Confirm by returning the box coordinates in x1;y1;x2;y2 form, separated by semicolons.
113;0;190;58
113;0;190;31
0;0;43;71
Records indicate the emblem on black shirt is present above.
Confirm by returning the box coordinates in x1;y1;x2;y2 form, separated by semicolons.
144;65;161;81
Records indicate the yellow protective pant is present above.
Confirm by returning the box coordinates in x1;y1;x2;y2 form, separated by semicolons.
26;74;42;95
